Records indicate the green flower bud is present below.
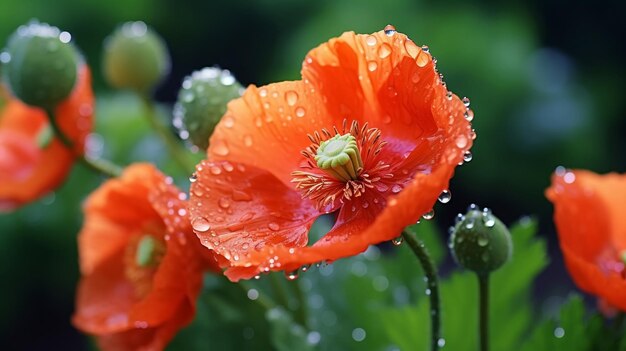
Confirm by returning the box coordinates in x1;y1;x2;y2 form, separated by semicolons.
2;20;79;110
449;205;512;274
173;67;243;150
102;21;170;93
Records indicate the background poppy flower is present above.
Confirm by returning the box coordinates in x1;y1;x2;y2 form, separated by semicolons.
546;169;626;311
73;164;221;351
188;27;474;281
0;64;94;211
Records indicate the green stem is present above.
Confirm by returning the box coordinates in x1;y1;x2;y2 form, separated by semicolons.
269;273;291;310
138;95;195;174
478;274;490;351
45;109;121;178
402;230;442;351
289;278;309;329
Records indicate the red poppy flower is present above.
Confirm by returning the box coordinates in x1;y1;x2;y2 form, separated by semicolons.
73;164;221;351
0;64;94;211
188;27;474;281
547;169;626;311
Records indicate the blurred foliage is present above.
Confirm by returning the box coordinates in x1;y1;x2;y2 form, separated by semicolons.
1;0;625;349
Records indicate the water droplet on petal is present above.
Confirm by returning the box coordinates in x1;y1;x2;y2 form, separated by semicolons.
285;270;299;280
378;43;392;59
422;209;435;220
295;107;306;118
366;35;377;46
285;90;299;106
212;139;230;156
455;135;468;148
243;134;253;147
463;151;473;162
189;173;198;182
383;24;396;36
464;110;474;122
391;236;404;246
391;184;402;193
367;61;378;72
404;39;420;58
192;217;211;232
268;222;280;231
438;189;451;203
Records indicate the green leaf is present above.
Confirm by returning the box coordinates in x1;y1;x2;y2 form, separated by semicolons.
349;217;548;350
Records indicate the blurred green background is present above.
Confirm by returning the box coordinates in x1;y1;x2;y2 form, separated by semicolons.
0;0;624;349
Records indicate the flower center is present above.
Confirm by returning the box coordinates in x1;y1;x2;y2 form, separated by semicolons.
315;134;363;181
124;233;166;298
292;120;392;211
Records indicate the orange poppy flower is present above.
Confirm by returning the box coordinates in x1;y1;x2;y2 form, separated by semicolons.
0;64;94;211
188;27;474;281
73;164;221;351
547;169;626;311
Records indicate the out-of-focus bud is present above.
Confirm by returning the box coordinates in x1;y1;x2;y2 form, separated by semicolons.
449;205;512;274
173;67;243;150
2;20;79;110
102;21;170;93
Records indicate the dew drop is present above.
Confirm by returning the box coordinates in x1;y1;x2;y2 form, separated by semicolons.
212;139;230;156
191;217;211;232
367;61;378;72
210;166;222;175
268;222;280;231
404;39;420;59
464;110;474;122
378;43;392;59
218;197;230;209
477;236;489;247
463;151;473;162
285;270;299;280
366;35;377;46
416;52;429;67
455;135;468;148
295;107;306;118
462;97;471;107
422;209;435;220
455;213;465;224
438;189;451;204
437;338;446;347
223;116;235;128
465;218;475;229
481;252;490;262
189;173;198;182
383;24;396;36
391;236;404;246
285;91;299;106
446;91;453;100
243;134;253;147
391;184;402;193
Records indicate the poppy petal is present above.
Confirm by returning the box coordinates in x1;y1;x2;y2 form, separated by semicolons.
547;170;626;311
188;160;319;267
208;81;335;186
0;64;94;210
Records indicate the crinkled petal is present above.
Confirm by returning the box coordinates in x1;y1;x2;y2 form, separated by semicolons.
0;64;94;211
188;160;319;267
547;170;626;311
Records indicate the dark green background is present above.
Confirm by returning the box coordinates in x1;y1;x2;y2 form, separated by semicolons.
0;0;624;349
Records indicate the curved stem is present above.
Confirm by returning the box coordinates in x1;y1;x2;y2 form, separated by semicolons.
402;230;442;351
138;95;195;174
478;274;490;351
45;109;121;178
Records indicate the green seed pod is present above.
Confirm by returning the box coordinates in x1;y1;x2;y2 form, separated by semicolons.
102;21;170;93
2;20;79;110
173;67;243;150
449;205;512;274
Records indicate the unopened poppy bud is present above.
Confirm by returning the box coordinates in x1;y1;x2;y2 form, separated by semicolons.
449;205;512;274
2;20;79;110
102;21;170;93
173;67;243;150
